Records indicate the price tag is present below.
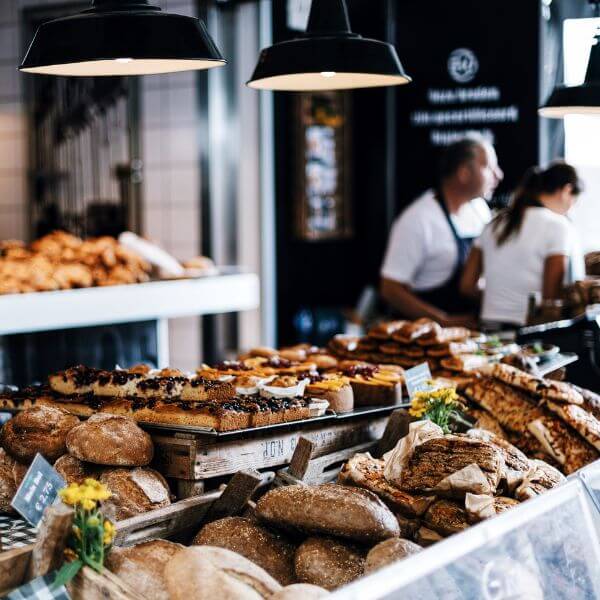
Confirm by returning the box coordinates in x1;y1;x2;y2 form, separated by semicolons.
5;572;71;599
404;362;433;399
11;454;66;527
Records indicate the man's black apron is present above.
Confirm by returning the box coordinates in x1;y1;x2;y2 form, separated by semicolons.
416;192;477;314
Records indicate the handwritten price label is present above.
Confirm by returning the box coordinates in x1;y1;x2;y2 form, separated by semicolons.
11;454;66;527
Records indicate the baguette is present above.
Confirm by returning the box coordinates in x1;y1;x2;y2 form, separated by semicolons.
256;484;400;543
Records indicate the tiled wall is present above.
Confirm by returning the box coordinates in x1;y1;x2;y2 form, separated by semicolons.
0;0;205;371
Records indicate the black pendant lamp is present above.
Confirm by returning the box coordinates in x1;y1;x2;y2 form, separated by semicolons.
20;0;225;77
247;0;411;91
539;17;600;117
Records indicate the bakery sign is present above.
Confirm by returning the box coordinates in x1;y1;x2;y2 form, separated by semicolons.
404;363;433;399
394;0;540;212
12;454;66;526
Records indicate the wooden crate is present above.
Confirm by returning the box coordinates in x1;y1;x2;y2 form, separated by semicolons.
151;416;388;483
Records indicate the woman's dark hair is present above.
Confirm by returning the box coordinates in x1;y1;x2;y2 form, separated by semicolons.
492;161;582;246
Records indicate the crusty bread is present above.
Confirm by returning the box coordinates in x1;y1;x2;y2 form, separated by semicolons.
54;455;99;485
66;413;153;466
270;584;329;599
100;467;171;520
256;484;400;544
0;448;27;512
106;540;184;600
164;546;282;600
193;517;297;585
364;538;421;574
0;406;79;463
294;537;364;591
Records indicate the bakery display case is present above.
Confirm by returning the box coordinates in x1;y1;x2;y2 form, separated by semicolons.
333;478;600;600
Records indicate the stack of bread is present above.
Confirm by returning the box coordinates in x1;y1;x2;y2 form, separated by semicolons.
0;407;171;520
338;418;564;549
0;230;151;294
328;318;493;375
463;363;600;474
106;482;416;599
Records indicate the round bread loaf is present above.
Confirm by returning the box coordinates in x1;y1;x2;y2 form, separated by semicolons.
164;546;282;600
0;406;79;463
294;537;364;591
256;484;400;543
271;584;329;599
66;414;153;466
193;516;297;585
0;448;27;512
364;538;421;574
54;455;98;485
106;539;184;600
100;467;171;520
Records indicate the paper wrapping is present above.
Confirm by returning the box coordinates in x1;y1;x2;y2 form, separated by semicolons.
433;463;494;496
465;492;496;522
383;420;444;486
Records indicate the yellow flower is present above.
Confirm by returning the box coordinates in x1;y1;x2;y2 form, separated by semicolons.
81;498;96;511
87;516;100;528
59;483;83;506
103;520;116;546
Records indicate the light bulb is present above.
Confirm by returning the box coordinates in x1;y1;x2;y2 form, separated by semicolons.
115;58;134;63
320;71;336;78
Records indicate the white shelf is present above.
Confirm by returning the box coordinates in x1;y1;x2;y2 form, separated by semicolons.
0;271;260;335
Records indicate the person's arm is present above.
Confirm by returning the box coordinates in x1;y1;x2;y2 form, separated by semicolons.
380;277;478;328
460;247;483;300
542;255;568;300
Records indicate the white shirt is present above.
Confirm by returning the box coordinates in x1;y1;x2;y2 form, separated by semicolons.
381;189;491;291
477;207;585;325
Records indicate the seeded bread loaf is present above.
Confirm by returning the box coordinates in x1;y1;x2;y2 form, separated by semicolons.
294;537;364;591
66;413;153;466
54;454;99;485
256;484;400;544
193;517;297;585
364;538;422;573
0;406;79;463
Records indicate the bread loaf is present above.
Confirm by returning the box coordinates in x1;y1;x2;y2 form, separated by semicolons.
294;537;364;591
66;413;153;466
54;455;98;485
100;467;171;520
164;546;282;600
193;517;297;585
0;448;27;512
270;584;329;599
365;538;421;573
106;540;184;600
256;484;400;544
0;406;79;463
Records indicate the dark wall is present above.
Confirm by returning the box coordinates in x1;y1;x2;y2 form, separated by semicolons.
273;0;393;344
393;0;542;213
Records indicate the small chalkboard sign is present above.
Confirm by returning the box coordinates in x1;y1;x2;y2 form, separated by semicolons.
11;454;66;527
404;362;433;399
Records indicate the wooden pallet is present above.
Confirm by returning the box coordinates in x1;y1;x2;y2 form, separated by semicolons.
151;416;388;494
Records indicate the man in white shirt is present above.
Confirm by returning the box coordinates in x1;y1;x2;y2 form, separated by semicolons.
380;133;503;327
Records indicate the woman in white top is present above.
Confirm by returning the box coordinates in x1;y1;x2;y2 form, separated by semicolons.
460;162;585;327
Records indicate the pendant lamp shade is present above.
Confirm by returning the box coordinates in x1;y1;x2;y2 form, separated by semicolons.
19;0;226;77
247;0;410;91
539;30;600;117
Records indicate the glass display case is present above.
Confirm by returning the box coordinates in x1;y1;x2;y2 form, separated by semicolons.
333;479;600;600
